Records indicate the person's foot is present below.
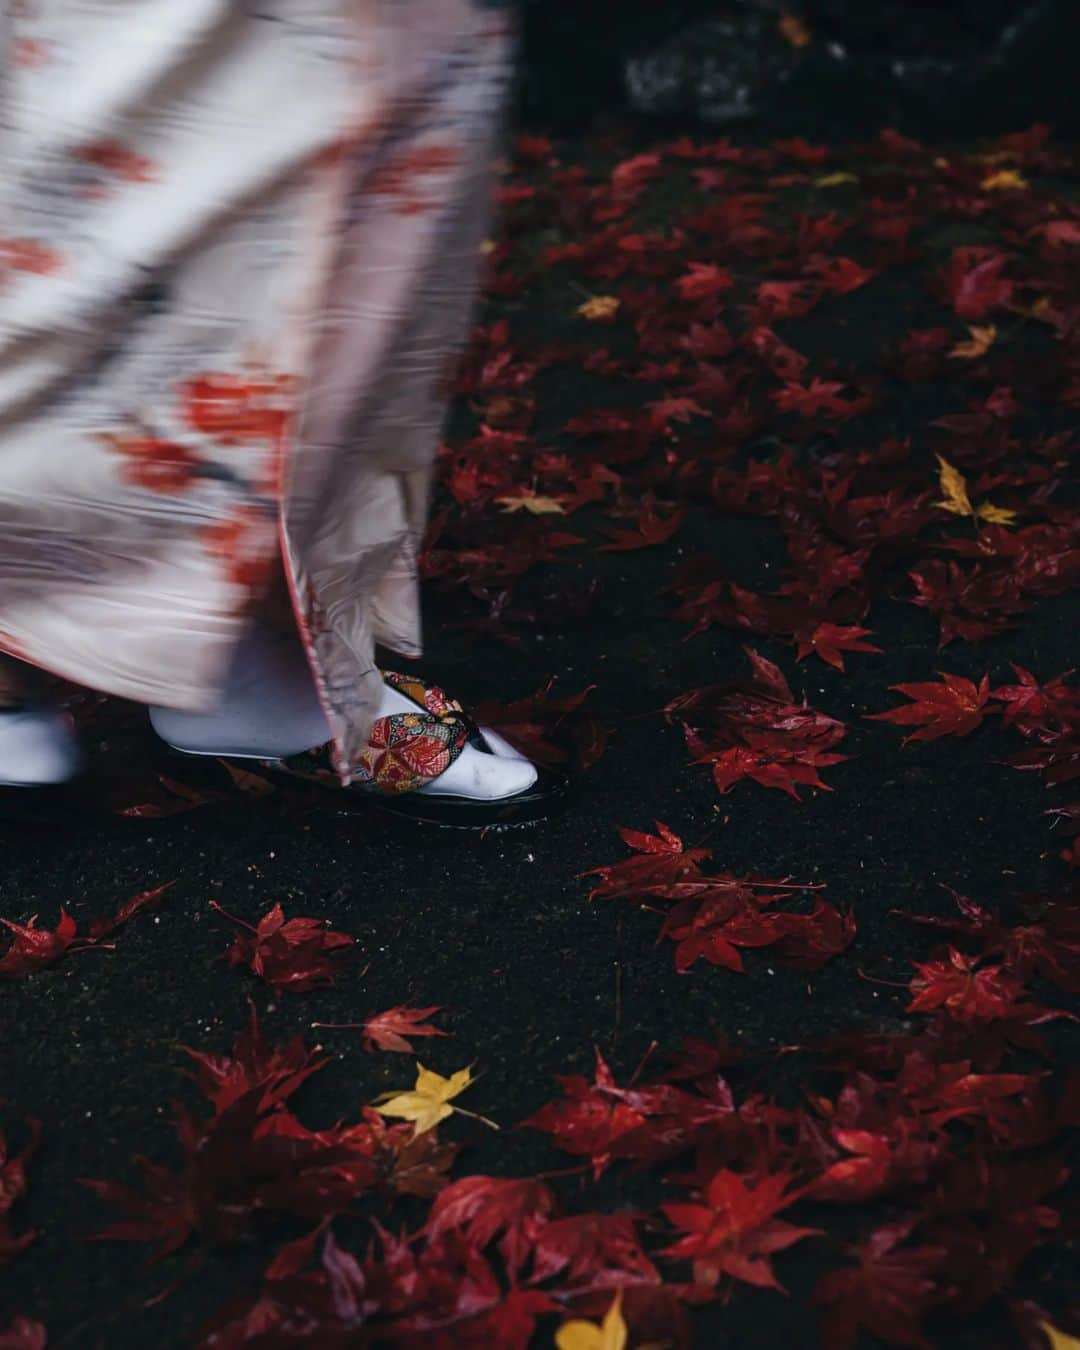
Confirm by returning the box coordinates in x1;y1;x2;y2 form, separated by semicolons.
365;672;538;802
0;705;82;788
148;622;332;762
0;655;82;791
149;623;565;827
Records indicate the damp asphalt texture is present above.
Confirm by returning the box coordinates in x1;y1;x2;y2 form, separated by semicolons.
1;129;1077;1348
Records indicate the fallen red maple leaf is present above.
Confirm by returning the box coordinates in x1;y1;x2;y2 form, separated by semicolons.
424;1175;555;1281
583;822;712;902
802;1119;938;1207
990;665;1078;734
814;1218;946;1350
771;377;849;418
0;883;174;979
645;395;707;432
906;948;1060;1026
773;899;857;971
913;1064;1039;1131
524;1049;746;1178
85;1034;391;1260
868;673;991;743
674;262;734;301
904;1192;1063;1322
794;623;881;672
200;1220;559;1349
771;377;871;421
360;1006;448;1054
897;887;1080;995
358;1107;460;1200
617;820;693;855
0;1316;47;1350
744;324;809;380
0;910;79;978
195;1227;366;1345
661;1168;820;1292
211;901;354;994
686;731;844;799
83;1153;201;1262
182;1002;328;1115
677;319;734;361
523;1051;650;1178
0;1117;39;1266
674;648;849;800
471;1289;561;1349
660;881;851;974
597;495;685;551
529;1210;662;1289
87;881;175;942
806;255;876;295
940;246;1014;320
906;560;1022;645
1006;731;1080;789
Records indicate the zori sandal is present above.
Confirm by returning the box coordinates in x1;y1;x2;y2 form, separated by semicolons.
274;672;567;828
150;642;568;829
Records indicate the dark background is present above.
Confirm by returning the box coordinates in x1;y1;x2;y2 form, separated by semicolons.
516;0;1079;137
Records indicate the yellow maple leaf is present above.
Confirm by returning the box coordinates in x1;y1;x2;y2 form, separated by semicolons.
814;171;859;188
373;1062;496;1138
976;501;1018;526
1030;296;1055;322
556;1291;628;1350
778;12;811;47
577;295;620;321
496;494;568;515
934;456;1015;528
948;324;997;359
934;455;974;517
981;168;1029;192
1042;1323;1080;1350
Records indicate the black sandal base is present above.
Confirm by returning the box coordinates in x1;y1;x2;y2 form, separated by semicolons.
150;734;570;830
350;764;570;829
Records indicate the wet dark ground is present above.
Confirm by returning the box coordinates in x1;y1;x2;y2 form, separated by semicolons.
1;130;1078;1347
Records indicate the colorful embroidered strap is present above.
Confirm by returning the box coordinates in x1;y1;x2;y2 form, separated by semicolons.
381;671;464;719
267;673;479;795
352;672;477;795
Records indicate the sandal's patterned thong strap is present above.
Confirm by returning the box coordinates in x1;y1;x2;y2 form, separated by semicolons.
353;672;482;794
271;673;483;795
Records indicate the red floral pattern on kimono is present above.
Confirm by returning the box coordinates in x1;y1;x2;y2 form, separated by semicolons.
73;140;157;184
179;374;294;446
0;1;512;782
102;433;206;495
